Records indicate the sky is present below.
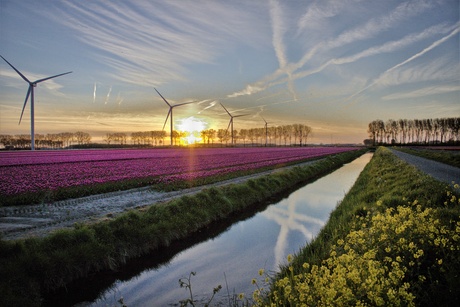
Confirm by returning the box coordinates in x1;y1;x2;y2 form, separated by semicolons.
0;0;459;144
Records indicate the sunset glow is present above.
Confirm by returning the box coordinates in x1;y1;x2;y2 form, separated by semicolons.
177;116;207;145
0;1;458;144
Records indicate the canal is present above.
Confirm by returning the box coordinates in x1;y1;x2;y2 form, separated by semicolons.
49;152;373;306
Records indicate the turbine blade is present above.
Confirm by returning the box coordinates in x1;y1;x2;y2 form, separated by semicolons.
234;113;249;118
0;55;30;83
162;109;171;130
35;71;72;83
154;88;172;107
174;101;195;107
220;103;231;116
19;86;32;125
226;119;232;132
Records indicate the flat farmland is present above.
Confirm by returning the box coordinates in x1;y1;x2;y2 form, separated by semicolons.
0;147;358;205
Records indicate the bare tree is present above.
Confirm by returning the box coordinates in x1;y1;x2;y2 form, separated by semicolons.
74;131;91;145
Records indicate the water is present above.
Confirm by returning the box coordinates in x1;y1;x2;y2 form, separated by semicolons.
58;153;372;306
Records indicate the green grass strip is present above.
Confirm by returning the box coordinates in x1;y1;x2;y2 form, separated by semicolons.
0;149;366;306
265;147;459;306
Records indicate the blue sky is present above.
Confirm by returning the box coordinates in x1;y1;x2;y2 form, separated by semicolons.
1;0;459;144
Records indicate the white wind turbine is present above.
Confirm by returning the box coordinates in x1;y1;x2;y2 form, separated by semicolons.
220;103;249;146
1;55;72;150
154;88;194;146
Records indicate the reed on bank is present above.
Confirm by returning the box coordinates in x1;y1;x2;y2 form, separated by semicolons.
0;149;366;306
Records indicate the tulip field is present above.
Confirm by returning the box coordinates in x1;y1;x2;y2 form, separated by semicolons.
0;147;358;203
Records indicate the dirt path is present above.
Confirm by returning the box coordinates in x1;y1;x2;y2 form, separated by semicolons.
0;161;319;241
390;149;460;190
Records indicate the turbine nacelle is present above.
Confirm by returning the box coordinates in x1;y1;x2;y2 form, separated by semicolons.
154;88;195;146
220;103;249;145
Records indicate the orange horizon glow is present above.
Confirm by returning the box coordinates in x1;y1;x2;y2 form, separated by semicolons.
177;116;207;145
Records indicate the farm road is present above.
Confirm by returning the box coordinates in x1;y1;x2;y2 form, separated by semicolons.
0;159;321;241
390;149;460;191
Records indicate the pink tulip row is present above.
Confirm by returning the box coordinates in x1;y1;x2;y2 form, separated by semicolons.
0;147;358;196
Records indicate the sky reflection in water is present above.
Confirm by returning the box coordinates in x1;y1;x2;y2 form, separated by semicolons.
92;153;373;306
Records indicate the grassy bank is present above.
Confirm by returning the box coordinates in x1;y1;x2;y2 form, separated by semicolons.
0;149;366;306
256;147;459;306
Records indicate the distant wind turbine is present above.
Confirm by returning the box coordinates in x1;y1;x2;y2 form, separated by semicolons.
1;55;72;150
220;103;249;146
261;116;269;147
154;88;194;146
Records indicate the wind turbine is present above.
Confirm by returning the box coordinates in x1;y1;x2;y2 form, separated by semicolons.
261;116;269;147
154;88;194;146
0;55;72;150
220;103;248;146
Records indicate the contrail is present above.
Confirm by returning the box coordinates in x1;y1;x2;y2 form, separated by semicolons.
345;25;460;103
227;1;437;99
105;85;112;104
116;92;123;105
269;0;298;101
198;100;217;114
93;82;97;103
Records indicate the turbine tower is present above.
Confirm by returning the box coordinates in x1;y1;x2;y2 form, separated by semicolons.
154;88;194;146
220;103;248;146
1;55;72;150
261;116;269;147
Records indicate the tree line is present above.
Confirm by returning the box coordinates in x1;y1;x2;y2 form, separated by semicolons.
106;124;312;146
0;123;313;149
0;132;91;149
367;117;460;146
202;124;312;146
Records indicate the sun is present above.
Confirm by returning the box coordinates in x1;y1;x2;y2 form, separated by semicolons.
177;116;207;144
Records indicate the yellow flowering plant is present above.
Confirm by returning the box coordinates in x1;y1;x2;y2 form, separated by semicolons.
251;148;460;306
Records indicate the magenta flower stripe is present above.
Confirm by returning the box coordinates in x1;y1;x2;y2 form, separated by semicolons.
0;147;357;196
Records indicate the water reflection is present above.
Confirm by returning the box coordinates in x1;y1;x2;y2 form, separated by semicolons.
74;153;373;306
263;202;325;269
264;152;373;269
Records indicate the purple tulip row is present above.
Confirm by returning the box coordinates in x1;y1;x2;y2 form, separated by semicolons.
0;147;357;196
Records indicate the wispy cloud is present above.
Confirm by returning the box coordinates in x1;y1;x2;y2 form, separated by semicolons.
347;24;460;100
48;1;267;86
297;0;346;33
0;69;67;92
382;85;460;100
294;22;458;80
378;54;460;87
228;0;439;99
